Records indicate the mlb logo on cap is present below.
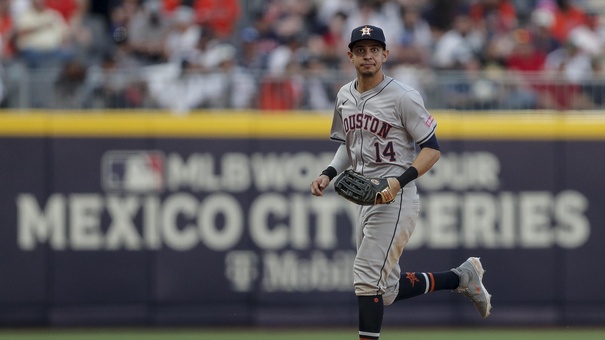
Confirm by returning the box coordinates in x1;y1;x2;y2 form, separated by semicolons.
348;25;386;49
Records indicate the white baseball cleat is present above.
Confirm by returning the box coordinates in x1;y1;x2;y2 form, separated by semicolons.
452;257;492;318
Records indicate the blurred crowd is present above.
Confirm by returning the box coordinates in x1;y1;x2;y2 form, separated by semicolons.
0;0;604;112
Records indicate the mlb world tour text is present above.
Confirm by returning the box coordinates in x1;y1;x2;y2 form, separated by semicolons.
17;151;589;252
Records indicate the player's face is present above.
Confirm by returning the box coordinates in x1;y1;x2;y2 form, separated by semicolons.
348;41;389;77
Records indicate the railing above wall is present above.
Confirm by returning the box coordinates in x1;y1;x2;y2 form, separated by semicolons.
2;61;605;113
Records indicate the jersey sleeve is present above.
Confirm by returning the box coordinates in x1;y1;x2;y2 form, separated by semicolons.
329;95;346;143
400;89;437;145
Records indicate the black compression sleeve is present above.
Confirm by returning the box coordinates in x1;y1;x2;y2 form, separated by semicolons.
321;166;337;180
396;166;418;188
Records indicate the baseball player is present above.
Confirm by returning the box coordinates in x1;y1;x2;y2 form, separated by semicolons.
310;25;492;340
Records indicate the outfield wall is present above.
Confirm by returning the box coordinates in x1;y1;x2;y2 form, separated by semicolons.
1;111;604;327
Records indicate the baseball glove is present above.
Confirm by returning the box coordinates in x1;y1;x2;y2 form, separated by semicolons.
334;169;395;205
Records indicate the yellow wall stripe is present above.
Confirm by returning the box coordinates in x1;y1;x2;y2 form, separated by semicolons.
1;110;605;140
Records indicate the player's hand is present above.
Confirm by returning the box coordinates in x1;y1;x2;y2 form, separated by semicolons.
310;175;331;197
376;177;401;204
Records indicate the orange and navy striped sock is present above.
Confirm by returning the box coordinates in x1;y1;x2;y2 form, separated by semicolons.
394;271;459;302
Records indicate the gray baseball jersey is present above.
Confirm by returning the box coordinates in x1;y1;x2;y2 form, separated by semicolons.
330;76;436;178
329;75;437;303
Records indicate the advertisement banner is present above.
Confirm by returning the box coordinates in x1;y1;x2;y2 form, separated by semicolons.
0;113;604;327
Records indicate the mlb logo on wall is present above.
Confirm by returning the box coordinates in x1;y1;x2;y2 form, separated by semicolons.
101;151;165;192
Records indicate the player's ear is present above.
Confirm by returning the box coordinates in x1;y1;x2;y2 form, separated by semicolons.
382;49;389;62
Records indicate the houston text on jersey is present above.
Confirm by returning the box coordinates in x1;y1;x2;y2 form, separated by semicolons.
343;113;393;138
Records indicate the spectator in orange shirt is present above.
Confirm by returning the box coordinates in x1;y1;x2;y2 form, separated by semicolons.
192;0;240;40
162;0;181;13
549;0;587;44
161;0;240;40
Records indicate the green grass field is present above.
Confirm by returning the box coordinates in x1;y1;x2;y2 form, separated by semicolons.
1;328;604;340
